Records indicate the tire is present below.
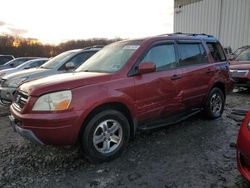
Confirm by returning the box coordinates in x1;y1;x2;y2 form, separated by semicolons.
80;109;130;162
203;87;225;119
0;98;11;106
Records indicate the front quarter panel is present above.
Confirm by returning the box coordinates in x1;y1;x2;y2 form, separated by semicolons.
71;76;136;131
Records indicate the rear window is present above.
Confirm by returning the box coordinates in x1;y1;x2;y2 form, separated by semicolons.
177;43;208;66
207;42;226;62
0;56;13;64
235;48;250;61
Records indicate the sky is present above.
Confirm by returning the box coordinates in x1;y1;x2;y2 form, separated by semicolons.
0;0;174;44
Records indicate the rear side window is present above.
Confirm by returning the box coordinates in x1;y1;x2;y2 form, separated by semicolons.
235;48;250;61
177;43;208;66
207;42;226;62
141;44;176;71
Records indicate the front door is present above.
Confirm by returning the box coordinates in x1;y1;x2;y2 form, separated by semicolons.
133;42;184;123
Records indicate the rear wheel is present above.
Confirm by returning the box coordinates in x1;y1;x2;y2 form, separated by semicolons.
80;109;130;162
204;87;225;119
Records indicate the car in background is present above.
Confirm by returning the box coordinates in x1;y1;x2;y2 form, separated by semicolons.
9;33;233;162
233;46;250;59
0;57;39;71
0;58;49;78
237;111;250;181
229;46;250;88
0;46;101;105
0;55;14;65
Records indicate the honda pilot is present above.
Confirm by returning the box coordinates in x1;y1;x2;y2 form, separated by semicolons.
9;33;233;162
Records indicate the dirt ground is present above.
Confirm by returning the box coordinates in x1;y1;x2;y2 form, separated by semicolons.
0;89;250;188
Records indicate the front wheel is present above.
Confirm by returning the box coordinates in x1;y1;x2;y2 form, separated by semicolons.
80;109;130;162
203;87;225;119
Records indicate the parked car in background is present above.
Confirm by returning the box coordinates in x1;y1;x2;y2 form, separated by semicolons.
0;58;49;78
0;46;101;105
0;57;39;71
237;111;250;181
0;55;14;65
233;46;250;60
9;33;233;162
230;47;250;88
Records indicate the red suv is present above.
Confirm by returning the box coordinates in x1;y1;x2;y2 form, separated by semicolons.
9;33;233;162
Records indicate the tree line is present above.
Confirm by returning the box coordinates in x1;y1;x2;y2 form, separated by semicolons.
0;35;121;58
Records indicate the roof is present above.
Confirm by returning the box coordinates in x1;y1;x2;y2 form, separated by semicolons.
127;33;218;43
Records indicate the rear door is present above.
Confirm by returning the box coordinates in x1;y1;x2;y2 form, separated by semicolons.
176;41;211;109
133;41;184;122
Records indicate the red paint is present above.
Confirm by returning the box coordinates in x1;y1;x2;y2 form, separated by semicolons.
237;111;250;181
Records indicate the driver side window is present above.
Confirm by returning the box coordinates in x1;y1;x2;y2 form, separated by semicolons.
141;43;177;71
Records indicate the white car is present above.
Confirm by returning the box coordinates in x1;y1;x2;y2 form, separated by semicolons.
0;58;48;78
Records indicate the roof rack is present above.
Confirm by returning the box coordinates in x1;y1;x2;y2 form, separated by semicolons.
167;32;214;37
83;45;105;50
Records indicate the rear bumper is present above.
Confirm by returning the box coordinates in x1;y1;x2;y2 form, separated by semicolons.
10;105;83;145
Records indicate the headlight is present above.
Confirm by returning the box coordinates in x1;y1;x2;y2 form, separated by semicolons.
8;77;28;87
32;90;72;111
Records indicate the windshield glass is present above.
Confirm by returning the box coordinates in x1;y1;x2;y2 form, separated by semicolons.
3;58;28;67
235;48;250;61
41;51;76;69
76;41;141;73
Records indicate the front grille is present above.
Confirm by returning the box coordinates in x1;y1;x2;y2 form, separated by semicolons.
13;91;29;111
230;70;249;77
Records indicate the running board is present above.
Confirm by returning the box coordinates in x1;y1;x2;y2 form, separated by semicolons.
138;109;202;131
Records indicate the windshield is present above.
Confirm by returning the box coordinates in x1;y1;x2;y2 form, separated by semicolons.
41;51;76;69
235;48;250;61
76;41;141;73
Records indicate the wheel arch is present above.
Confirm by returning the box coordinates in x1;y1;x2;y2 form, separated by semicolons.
79;102;136;142
212;82;226;98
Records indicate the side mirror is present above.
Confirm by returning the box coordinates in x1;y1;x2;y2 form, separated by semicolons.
10;63;14;67
138;62;156;74
65;62;75;70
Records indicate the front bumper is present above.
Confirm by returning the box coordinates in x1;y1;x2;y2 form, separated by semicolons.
10;104;83;145
9;115;44;144
0;86;16;102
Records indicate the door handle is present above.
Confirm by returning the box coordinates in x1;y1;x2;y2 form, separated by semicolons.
171;74;182;80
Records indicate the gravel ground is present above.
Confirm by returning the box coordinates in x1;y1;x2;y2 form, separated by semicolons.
0;89;250;188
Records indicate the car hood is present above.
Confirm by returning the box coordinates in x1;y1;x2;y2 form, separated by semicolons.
230;61;250;70
3;68;50;80
19;72;112;96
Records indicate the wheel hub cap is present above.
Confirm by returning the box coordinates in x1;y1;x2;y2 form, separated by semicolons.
93;119;123;154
